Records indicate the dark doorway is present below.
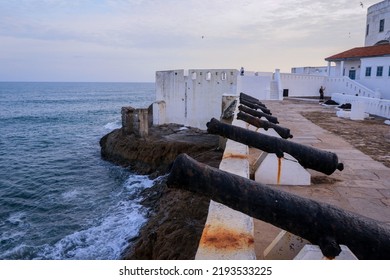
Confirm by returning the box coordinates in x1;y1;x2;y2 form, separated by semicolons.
349;70;356;80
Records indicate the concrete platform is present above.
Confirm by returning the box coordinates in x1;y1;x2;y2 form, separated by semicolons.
253;99;390;259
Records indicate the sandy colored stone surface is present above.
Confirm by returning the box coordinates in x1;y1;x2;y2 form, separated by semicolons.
253;98;390;259
301;107;390;168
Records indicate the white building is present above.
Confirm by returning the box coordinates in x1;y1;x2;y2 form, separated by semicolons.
365;0;390;46
325;44;390;99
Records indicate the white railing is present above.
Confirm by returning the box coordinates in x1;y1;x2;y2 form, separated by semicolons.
332;93;390;119
325;76;378;98
325;76;389;119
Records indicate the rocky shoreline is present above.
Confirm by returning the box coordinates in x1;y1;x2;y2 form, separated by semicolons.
100;123;223;259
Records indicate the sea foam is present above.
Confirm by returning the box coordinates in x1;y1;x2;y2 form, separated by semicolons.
104;120;121;130
35;175;156;260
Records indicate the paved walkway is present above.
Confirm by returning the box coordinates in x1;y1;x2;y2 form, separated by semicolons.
253;99;390;259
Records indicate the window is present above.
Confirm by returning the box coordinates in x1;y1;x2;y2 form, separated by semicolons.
379;19;385;32
388;66;390;77
365;67;371;77
376;66;383;76
366;24;369;36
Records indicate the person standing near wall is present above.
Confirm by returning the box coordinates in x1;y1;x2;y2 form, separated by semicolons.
240;67;245;76
319;86;325;101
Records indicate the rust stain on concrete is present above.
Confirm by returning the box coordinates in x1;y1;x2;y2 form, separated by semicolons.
199;225;254;251
222;153;248;160
277;157;282;185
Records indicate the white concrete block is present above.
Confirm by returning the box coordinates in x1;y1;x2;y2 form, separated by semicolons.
195;201;256;260
255;153;311;185
294;245;358;260
350;102;366;120
263;230;310;260
336;110;351;119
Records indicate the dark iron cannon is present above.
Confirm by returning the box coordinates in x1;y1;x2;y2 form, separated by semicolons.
237;111;293;139
239;92;267;108
238;105;279;124
167;154;390;260
207;118;343;175
239;98;272;115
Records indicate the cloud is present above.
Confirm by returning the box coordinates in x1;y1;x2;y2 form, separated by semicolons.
0;0;380;81
0;0;372;47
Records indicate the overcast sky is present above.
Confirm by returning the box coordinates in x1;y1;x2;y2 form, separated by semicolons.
0;0;379;82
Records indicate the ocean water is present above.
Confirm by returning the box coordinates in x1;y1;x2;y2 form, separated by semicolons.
0;82;156;259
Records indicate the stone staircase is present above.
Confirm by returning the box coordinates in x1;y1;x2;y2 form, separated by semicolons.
269;80;279;100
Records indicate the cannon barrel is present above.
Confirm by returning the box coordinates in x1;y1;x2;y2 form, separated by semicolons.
239;92;267;108
239;98;272;115
207;118;343;175
167;154;390;260
238;105;279;124
237;111;293;139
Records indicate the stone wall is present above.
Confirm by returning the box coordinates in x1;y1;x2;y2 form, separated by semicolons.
154;69;238;129
121;106;149;138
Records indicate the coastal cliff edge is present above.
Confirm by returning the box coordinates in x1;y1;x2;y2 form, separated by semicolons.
99;123;223;259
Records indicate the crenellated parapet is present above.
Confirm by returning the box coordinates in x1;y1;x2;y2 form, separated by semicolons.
154;69;238;129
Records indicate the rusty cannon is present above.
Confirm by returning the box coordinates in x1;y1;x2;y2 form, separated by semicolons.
239;98;272;115
237;111;293;139
238;105;279;124
167;154;390;260
207;118;343;175
239;92;267;108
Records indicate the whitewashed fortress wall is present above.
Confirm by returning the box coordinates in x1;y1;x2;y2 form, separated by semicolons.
154;69;238;129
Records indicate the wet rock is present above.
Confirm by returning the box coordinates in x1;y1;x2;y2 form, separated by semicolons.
100;123;222;176
121;180;211;260
100;123;223;259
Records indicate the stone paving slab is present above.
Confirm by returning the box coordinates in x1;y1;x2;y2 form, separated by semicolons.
253;99;390;259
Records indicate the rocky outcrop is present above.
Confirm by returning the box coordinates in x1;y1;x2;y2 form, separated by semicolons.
100;123;222;176
100;124;223;259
